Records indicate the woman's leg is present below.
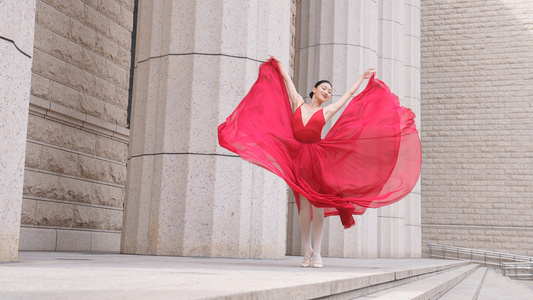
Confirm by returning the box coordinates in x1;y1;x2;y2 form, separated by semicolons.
299;195;313;265
311;205;324;267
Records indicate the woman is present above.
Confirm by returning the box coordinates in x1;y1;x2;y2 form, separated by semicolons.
218;57;421;268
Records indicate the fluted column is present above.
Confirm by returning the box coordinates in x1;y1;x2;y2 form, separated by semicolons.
122;0;291;258
288;0;380;258
402;0;422;258
376;0;421;258
287;0;421;258
0;0;37;262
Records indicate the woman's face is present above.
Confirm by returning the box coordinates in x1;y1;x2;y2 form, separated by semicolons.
313;83;332;102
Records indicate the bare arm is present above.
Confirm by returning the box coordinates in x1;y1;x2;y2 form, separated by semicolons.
323;68;376;122
269;56;304;110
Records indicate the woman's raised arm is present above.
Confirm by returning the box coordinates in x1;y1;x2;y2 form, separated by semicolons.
269;56;304;110
323;68;376;122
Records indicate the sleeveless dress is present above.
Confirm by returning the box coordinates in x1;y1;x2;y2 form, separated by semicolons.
218;59;421;229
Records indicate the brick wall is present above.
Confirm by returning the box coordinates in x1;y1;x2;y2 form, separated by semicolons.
20;0;134;252
421;0;533;256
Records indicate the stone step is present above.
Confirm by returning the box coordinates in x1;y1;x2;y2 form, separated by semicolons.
477;268;533;300
356;264;479;300
3;252;476;300
438;267;487;300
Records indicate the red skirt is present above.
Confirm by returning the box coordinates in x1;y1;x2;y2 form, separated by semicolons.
218;59;421;229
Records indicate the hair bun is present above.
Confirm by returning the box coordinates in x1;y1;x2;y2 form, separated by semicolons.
309;92;314;98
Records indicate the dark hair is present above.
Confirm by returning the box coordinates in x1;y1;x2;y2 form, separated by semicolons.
309;80;332;99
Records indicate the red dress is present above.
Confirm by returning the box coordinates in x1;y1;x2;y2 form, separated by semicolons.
218;59;421;229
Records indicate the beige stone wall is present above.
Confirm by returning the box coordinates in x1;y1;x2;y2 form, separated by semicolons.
20;0;133;252
421;0;533;256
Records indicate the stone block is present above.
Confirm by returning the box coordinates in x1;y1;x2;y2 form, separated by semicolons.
116;45;130;69
116;0;134;12
80;92;105;118
69;67;97;95
109;19;131;48
45;0;84;20
68;18;97;50
20;198;37;225
23;170;91;203
56;229;91;251
73;205;122;231
81;47;107;79
92;183;124;208
91;231;121;252
84;0;98;8
84;5;110;37
104;102;127;127
32;49;67;84
61;125;96;155
47;79;81;110
30;73;51;100
52;32;83;67
33;23;54;53
79;155;109;182
119;6;134;31
18;227;57;251
35;200;74;228
98;0;121;23
106;60;128;88
108;162;126;185
92;79;115;104
37;1;70;37
95;32;118;64
24;142;41;168
113;84;129;109
40;146;80;177
95;136;127;162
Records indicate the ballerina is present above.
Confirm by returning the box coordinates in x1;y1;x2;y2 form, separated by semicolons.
218;56;421;268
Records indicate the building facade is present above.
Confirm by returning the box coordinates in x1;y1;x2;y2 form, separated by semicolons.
22;0;533;262
421;0;533;256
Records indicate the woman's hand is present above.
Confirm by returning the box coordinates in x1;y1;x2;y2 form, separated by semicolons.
268;55;288;76
363;68;377;79
268;55;280;63
267;55;303;109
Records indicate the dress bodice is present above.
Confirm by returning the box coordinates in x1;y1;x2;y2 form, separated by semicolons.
292;105;325;143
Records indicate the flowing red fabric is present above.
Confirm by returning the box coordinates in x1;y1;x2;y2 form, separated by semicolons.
218;59;421;229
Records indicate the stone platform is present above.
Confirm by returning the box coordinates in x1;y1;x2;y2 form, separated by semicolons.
0;252;531;299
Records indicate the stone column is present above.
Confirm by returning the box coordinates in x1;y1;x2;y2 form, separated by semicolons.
287;0;421;258
376;0;421;258
288;0;380;258
122;0;291;258
402;0;422;258
0;0;37;262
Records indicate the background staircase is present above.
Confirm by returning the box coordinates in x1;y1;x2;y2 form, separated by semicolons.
356;264;533;299
348;244;533;299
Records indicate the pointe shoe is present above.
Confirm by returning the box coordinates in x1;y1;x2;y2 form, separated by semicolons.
300;250;313;267
312;253;323;268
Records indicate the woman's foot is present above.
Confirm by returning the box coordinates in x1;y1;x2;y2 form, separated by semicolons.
312;253;323;268
300;249;313;267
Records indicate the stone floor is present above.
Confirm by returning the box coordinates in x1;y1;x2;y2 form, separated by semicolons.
0;252;530;299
